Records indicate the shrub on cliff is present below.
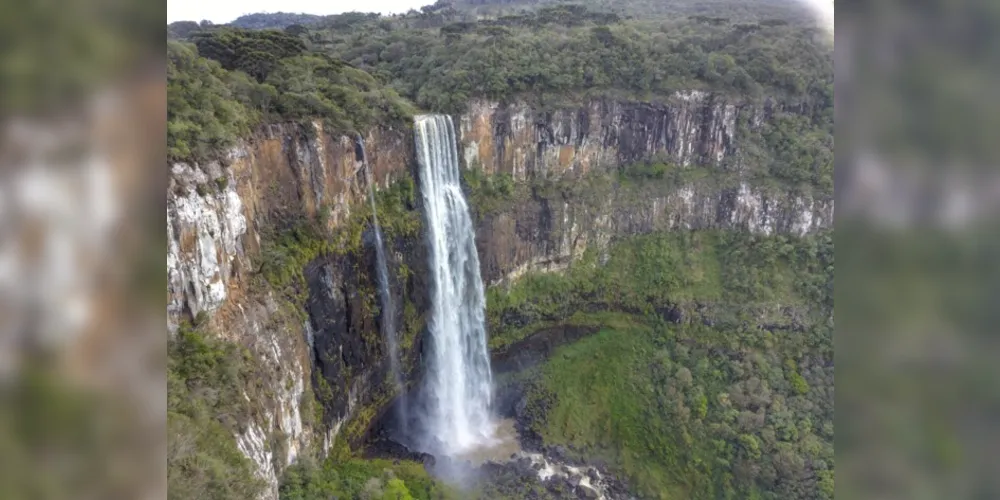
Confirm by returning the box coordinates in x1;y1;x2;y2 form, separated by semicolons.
258;221;331;290
279;458;455;500
167;324;264;500
167;41;255;163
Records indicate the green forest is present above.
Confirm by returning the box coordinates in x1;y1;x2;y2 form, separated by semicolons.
167;29;414;163
167;1;831;163
492;229;833;499
168;323;267;499
308;3;831;114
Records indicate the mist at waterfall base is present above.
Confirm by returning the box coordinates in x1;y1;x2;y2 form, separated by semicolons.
356;135;409;436
391;115;496;477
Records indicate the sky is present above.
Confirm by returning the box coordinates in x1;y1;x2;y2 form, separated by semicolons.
167;0;430;24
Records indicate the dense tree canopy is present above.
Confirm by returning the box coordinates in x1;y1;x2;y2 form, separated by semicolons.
190;29;307;82
229;12;327;30
167;41;255;162
451;0;818;22
497;230;834;499
168;3;832;161
307;4;832;115
167;29;414;163
168;325;266;500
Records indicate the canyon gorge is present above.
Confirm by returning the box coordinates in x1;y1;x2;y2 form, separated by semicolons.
167;4;833;498
167;91;832;499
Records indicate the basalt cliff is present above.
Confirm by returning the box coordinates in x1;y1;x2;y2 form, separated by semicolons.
166;93;833;498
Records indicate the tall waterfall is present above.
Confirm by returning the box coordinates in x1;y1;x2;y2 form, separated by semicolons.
414;115;494;454
356;135;407;433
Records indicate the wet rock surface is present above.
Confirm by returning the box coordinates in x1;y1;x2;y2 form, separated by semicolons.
365;384;635;499
477;450;634;500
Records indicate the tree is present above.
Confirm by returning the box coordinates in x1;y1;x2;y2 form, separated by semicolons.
167;41;253;162
168;21;200;39
675;367;693;387
381;478;413;500
191;29;307;82
738;434;762;460
285;24;309;37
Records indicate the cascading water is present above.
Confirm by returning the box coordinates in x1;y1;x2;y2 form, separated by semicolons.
356;135;407;434
413;115;494;455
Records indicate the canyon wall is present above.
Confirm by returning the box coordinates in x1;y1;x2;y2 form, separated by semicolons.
471;180;833;287
458;92;820;179
165;92;833;499
167;121;414;500
168;121;412;326
456;93;833;285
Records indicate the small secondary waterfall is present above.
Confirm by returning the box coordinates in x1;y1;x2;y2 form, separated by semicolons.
356;135;407;434
414;115;494;455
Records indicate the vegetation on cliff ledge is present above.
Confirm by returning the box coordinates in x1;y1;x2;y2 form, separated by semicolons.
280;457;457;500
488;228;832;499
516;316;833;499
488;229;833;352
257;176;420;293
167;323;266;500
167;28;415;164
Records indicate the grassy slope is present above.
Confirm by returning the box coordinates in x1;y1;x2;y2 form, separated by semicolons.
487;229;831;352
496;230;834;499
531;322;688;499
519;316;833;499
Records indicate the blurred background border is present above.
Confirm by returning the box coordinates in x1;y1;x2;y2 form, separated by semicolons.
837;0;1000;498
0;0;166;498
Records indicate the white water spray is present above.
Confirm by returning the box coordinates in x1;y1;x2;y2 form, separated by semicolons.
357;135;408;433
413;115;494;455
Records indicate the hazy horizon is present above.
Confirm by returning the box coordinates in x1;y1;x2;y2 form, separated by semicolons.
168;0;832;33
167;0;429;24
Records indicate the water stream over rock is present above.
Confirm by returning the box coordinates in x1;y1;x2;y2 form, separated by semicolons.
357;135;408;435
413;115;495;455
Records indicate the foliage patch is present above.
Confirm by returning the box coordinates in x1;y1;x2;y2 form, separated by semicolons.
516;315;833;499
167;324;267;500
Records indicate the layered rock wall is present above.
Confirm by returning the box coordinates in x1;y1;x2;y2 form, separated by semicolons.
474;181;834;286
168;121;412;326
456;94;833;285
458;93;801;179
165;93;833;499
167;120;413;499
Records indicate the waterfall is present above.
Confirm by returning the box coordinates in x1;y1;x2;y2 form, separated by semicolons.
413;115;494;455
356;135;407;434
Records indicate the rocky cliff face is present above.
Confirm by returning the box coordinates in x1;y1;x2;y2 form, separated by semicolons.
473;180;833;287
458;93;818;179
167;120;413;500
168;122;412;328
165;94;832;499
456;95;833;285
303;228;430;446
